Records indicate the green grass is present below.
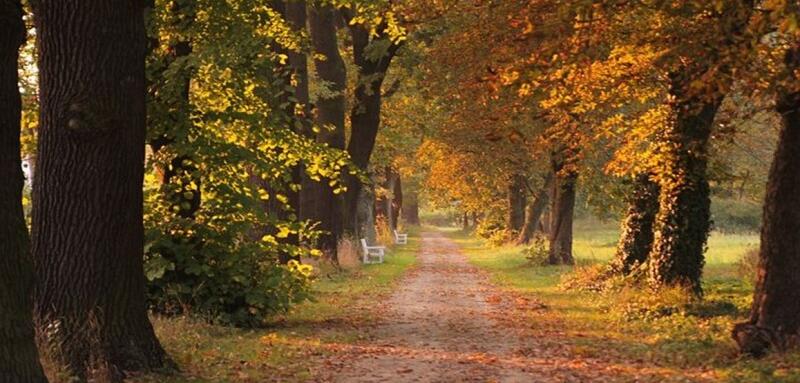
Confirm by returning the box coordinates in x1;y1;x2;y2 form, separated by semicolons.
444;221;800;383
130;228;420;383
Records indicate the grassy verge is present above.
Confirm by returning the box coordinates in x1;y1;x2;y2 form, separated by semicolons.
443;222;800;383
131;227;420;383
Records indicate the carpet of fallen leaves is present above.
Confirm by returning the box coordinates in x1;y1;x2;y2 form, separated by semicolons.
316;232;719;382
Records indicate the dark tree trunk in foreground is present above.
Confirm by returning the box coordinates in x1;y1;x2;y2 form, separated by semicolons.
0;2;47;381
32;1;168;378
648;71;722;295
612;174;660;275
548;159;576;265
733;47;800;357
515;173;553;245
341;9;402;236
507;174;527;233
462;211;469;231
402;190;420;225
309;1;347;260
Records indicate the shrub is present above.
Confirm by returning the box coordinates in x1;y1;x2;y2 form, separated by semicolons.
521;234;549;266
737;248;760;284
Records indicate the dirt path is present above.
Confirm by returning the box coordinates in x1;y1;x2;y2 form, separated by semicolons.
321;232;710;383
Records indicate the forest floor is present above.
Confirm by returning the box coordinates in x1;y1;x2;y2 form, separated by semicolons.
132;224;800;382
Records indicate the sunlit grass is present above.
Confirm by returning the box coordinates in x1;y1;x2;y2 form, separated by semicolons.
444;222;800;383
131;227;421;383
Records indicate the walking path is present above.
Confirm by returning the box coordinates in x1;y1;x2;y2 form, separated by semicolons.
322;231;711;382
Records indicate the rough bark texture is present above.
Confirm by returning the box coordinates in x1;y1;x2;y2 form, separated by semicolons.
341;9;402;236
733;47;800;357
548;159;576;265
612;174;660;275
507;174;527;233
515;173;553;245
309;2;346;260
0;2;47;381
32;0;168;378
648;71;722;295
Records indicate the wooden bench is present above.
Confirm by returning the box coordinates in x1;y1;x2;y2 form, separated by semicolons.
360;238;386;264
393;229;408;245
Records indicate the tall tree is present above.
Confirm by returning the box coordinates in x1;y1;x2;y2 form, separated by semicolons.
341;8;403;236
309;1;347;260
612;174;660;275
733;40;800;356
32;0;168;377
548;153;577;265
507;174;527;233
515;173;553;245
0;1;47;381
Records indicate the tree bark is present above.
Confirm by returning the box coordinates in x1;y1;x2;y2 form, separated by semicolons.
341;9;402;236
308;1;346;261
733;46;800;357
507;174;527;233
647;71;722;295
612;174;660;275
0;2;47;381
515;173;553;245
548;158;576;265
32;1;169;378
401;190;420;225
462;211;469;231
391;174;403;229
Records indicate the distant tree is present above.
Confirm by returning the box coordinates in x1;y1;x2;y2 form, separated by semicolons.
32;0;168;377
0;1;47;381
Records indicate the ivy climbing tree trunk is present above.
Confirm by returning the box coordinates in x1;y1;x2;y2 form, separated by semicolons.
548;158;576;265
647;71;723;294
341;9;402;237
612;174;660;275
309;1;347;261
733;46;800;357
515;172;553;245
0;2;47;381
507;174;527;234
32;0;169;378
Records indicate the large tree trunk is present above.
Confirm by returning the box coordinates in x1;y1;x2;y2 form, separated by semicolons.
612;174;660;275
0;2;47;381
308;1;347;261
32;1;169;379
515;173;553;245
341;10;402;236
733;47;800;357
647;71;722;295
401;190;420;225
548;159;576;265
507;174;527;233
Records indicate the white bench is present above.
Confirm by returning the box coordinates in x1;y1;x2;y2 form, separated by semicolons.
393;229;408;245
360;238;386;264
